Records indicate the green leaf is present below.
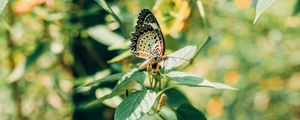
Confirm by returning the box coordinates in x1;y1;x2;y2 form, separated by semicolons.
108;41;130;50
196;0;209;33
82;72;125;87
87;25;125;47
157;105;178;120
115;90;157;120
95;88;123;108
82;69;146;109
253;0;278;24
108;50;132;63
112;68;145;93
164;88;189;108
196;0;206;19
8;42;46;82
75;69;113;89
161;45;197;71
166;71;237;90
95;0;130;38
140;105;178;120
95;0;112;14
293;0;300;15
0;0;9;15
176;103;207;120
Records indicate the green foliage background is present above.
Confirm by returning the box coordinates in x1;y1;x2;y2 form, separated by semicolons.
0;0;300;120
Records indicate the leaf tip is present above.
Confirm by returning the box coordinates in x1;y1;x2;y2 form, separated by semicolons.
253;15;259;24
228;87;239;91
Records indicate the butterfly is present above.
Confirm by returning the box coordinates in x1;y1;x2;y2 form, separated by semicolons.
130;9;168;70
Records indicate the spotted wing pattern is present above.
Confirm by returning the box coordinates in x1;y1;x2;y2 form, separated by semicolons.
130;9;165;60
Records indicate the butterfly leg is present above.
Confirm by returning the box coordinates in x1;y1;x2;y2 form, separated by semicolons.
146;64;153;88
138;59;151;70
154;63;160;73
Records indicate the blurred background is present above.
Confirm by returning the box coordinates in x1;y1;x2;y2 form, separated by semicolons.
0;0;300;120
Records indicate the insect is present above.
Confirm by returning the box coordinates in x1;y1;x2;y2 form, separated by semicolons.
130;9;168;70
157;93;167;112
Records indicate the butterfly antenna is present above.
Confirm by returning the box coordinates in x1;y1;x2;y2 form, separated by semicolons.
167;56;190;61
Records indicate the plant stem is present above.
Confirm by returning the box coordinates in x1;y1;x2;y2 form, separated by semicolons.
190;36;211;63
147;66;153;89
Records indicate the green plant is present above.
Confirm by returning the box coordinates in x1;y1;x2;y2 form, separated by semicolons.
74;1;237;119
78;41;236;120
1;0;299;120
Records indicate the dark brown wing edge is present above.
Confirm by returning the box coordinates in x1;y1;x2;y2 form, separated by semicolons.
130;9;166;55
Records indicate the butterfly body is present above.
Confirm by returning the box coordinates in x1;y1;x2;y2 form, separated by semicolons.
138;55;168;70
130;9;166;70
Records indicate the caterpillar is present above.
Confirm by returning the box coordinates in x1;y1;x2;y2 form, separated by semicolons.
157;93;167;112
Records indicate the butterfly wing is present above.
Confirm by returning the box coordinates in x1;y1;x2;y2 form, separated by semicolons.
130;9;165;60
